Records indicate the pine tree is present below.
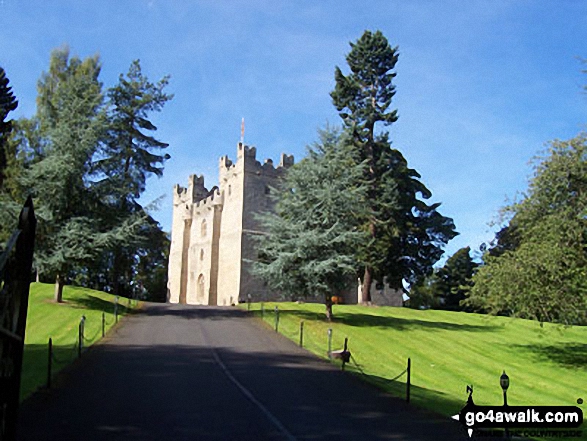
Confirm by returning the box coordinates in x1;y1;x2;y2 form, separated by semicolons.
434;247;478;311
331;30;456;300
0;66;19;189
253;128;368;320
25;48;106;301
94;59;172;297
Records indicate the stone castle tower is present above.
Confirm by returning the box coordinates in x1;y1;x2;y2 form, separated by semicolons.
167;142;294;305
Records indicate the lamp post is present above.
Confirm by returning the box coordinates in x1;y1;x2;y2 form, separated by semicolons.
500;370;510;439
500;370;509;406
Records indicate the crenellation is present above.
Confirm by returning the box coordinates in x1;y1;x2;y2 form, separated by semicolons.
194;187;222;209
169;141;299;306
169;138;400;308
279;153;294;168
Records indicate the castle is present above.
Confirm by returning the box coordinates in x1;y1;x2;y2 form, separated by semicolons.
167;141;404;307
167;142;294;305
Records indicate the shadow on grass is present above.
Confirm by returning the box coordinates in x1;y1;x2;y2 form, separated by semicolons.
268;309;500;333
352;369;467;417
513;343;587;368
21;341;80;401
68;295;136;316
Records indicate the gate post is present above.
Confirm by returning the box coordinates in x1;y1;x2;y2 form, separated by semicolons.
0;197;37;441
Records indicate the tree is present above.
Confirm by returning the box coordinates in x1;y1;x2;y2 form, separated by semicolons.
331;30;456;301
0;66;18;189
253;128;368;320
409;247;478;310
93;59;173;296
32;48;105;302
466;135;587;325
433;247;478;310
24;47;140;302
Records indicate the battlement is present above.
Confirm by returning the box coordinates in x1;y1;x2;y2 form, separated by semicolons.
173;174;210;204
219;142;294;179
194;187;222;209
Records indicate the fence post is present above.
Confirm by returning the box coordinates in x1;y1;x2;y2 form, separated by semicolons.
261;303;264;319
0;196;37;441
102;312;105;338
247;294;251;311
406;357;411;404
114;296;119;323
47;337;52;389
78;316;86;358
341;337;348;371
274;306;279;332
299;321;304;347
327;328;332;358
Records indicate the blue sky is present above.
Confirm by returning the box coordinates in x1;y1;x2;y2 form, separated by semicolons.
1;1;586;262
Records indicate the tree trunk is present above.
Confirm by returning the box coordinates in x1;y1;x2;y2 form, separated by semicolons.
362;266;372;303
54;274;64;303
325;295;333;322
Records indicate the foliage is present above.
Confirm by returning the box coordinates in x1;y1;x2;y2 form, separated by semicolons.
23;47;108;300
467;135;587;324
98;59;173;202
253;128;369;320
331;30;457;300
92;59;173;298
0;66;18;189
0;50;172;302
410;247;477;311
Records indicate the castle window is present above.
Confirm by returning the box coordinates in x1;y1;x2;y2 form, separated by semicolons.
228;185;232;196
200;249;204;261
264;186;270;195
197;274;205;301
201;219;207;237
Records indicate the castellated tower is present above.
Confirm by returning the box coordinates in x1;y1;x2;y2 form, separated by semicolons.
168;142;294;305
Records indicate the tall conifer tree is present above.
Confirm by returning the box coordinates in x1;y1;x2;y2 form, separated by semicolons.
26;48;139;301
254;128;368;320
332;30;456;300
94;59;173;296
0;66;18;189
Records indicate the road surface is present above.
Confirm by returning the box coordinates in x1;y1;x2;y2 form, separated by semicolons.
17;303;470;440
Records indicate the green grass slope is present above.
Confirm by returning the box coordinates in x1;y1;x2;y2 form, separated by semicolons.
249;302;586;438
21;282;136;400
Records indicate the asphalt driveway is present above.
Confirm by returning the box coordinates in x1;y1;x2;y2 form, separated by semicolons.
17;303;469;440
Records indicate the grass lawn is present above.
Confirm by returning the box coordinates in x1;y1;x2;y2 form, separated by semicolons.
247;302;586;439
20;282;137;400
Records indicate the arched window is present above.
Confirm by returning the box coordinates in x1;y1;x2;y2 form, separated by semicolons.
201;219;207;237
197;274;205;301
200;249;204;261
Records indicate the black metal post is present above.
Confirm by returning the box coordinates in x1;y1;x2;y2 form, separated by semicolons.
406;357;411;404
341;337;348;371
78;320;82;358
274;306;279;332
327;328;332;358
78;316;85;358
47;338;52;389
102;312;105;338
261;302;264;319
299;321;304;347
0;196;37;441
114;296;118;323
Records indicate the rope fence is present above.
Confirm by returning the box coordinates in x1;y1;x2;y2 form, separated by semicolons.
249;302;412;403
45;296;137;390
